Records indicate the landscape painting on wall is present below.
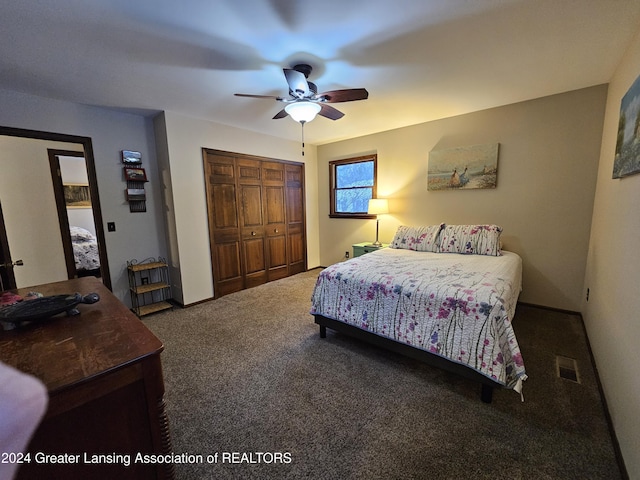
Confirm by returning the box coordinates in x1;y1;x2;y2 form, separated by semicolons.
613;72;640;178
63;184;91;208
428;143;499;191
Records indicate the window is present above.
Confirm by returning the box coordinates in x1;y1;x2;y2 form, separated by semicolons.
329;154;377;218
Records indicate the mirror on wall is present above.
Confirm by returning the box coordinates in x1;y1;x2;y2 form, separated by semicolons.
0;126;111;290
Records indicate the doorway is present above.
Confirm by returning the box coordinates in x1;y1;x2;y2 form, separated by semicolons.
48;149;102;281
0;126;111;290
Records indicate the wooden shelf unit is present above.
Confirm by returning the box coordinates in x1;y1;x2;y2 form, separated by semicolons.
127;258;172;317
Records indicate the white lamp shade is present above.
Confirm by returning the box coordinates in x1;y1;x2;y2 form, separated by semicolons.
367;198;389;215
285;102;321;123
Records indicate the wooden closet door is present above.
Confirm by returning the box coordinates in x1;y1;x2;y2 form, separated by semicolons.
286;163;307;275
262;161;288;281
204;149;306;299
237;158;268;289
203;152;243;297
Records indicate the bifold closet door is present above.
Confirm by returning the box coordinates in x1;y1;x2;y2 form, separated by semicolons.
237;158;268;289
262;161;288;281
203;152;243;297
286;164;306;275
204;149;306;298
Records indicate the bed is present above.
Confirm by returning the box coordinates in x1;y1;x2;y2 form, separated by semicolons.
70;226;101;277
310;224;527;403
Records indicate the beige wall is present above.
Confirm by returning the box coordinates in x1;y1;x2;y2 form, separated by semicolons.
154;111;320;306
317;85;607;311
583;28;640;478
0;136;79;287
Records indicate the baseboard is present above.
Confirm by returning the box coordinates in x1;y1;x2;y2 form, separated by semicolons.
576;312;629;479
175;297;214;309
516;301;580;316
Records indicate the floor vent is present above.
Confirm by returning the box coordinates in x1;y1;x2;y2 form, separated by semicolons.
556;355;580;383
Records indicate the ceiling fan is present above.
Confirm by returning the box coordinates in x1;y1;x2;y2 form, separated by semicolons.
235;63;368;123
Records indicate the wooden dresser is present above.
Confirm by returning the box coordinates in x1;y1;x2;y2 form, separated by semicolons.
0;277;174;480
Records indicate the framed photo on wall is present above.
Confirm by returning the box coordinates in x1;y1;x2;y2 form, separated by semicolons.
126;188;146;201
124;167;148;182
612;72;640;178
428;143;499;191
63;184;92;208
122;150;142;164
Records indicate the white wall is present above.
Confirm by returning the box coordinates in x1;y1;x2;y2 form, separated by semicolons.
318;86;607;312
583;27;640;478
66;209;97;237
154;111;320;306
0;88;167;302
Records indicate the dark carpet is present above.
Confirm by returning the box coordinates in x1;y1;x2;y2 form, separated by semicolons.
144;269;621;479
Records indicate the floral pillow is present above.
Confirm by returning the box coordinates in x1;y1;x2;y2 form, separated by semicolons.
438;224;502;256
390;224;444;252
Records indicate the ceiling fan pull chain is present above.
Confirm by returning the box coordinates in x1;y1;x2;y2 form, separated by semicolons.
301;120;305;156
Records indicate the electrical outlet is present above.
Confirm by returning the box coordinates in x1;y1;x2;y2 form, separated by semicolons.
345;251;350;259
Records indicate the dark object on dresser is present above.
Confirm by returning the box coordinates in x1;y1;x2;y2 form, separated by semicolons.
0;292;99;330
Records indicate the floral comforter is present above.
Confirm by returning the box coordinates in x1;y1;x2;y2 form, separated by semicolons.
310;248;527;391
70;226;100;272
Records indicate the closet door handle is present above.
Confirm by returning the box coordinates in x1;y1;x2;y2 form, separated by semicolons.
274;229;279;233
251;231;256;236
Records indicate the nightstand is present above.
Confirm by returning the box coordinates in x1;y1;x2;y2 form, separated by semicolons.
352;242;389;258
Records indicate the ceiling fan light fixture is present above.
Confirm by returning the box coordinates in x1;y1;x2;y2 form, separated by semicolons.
285;101;321;123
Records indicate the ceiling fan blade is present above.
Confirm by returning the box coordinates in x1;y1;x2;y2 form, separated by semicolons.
283;69;310;98
272;109;288;119
235;93;285;100
318;104;344;120
318;88;369;103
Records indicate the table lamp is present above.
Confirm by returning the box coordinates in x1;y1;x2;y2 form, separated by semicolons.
367;198;389;247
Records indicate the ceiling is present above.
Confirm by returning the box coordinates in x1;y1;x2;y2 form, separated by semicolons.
2;0;640;145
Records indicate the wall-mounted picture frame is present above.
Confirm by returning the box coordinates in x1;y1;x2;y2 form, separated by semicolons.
124;167;148;182
126;188;146;201
63;184;92;208
122;150;142;164
612;72;640;178
428;143;499;191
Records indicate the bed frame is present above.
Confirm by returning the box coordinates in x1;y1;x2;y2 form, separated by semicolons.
314;314;500;403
